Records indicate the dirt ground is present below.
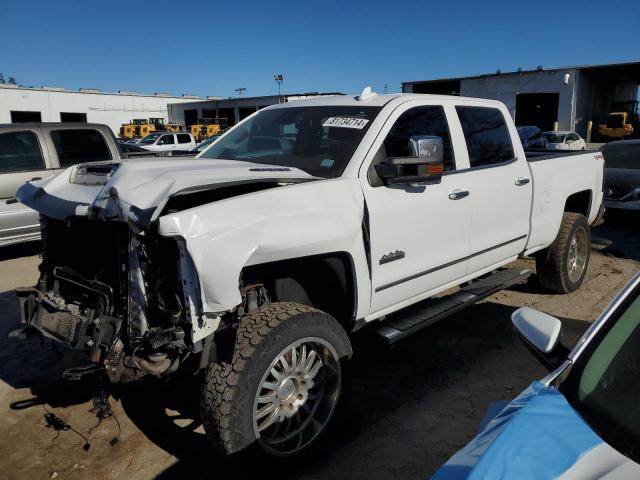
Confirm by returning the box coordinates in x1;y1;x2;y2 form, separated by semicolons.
0;211;638;480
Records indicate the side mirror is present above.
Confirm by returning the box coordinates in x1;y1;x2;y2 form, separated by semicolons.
512;307;569;370
375;135;444;186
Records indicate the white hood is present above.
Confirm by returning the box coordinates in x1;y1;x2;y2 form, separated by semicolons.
16;157;318;231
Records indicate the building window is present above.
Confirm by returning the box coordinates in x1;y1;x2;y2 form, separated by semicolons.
60;112;88;122
10;111;42;123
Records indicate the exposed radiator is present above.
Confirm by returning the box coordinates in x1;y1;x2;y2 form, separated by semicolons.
34;299;87;346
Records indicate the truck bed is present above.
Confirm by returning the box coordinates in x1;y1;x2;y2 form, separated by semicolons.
524;148;604;255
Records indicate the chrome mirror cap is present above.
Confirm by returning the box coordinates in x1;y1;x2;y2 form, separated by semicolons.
409;135;443;162
512;307;562;354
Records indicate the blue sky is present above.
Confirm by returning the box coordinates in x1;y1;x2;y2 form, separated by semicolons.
1;0;639;98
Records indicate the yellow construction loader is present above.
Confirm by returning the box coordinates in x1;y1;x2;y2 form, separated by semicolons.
191;118;228;142
119;122;137;139
164;123;184;133
598;101;639;139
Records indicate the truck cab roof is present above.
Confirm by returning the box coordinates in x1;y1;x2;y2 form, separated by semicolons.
264;92;505;110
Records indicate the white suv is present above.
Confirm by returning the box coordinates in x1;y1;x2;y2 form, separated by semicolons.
138;132;196;152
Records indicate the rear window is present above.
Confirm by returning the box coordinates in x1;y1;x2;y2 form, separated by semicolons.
0;131;45;172
51;129;111;167
456;106;515;167
603;142;640;169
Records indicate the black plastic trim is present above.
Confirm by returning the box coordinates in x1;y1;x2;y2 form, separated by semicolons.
375;234;527;292
443;157;518;176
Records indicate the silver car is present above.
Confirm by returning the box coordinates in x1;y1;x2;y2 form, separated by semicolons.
0;123;120;246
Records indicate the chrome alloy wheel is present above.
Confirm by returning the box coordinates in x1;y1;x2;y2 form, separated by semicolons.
567;226;588;283
253;337;341;456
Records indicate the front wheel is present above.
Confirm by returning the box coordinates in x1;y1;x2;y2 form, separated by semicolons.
536;212;591;293
200;302;352;458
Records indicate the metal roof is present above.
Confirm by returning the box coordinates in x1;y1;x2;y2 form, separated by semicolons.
402;60;640;85
0;83;208;99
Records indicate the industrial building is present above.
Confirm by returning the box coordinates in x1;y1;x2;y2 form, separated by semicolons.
0;84;217;135
402;61;640;140
168;92;344;128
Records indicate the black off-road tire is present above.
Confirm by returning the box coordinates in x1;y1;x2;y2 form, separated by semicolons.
536;212;591;293
200;302;352;458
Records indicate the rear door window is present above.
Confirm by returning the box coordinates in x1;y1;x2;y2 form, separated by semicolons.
177;133;192;144
0;131;45;173
456;106;515;167
51;129;111;167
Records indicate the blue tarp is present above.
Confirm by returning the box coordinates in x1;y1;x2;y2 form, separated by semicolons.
432;381;604;479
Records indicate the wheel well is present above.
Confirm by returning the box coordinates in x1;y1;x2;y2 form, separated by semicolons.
241;252;357;329
564;190;591;217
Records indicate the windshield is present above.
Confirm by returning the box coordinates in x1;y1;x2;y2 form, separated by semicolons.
544;133;566;143
561;283;640;463
138;133;162;145
199;106;381;178
603;142;640;169
192;135;219;152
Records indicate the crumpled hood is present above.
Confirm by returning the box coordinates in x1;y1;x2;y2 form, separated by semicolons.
16;157;317;231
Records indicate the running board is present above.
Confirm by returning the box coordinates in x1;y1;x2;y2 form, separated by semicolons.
375;268;531;344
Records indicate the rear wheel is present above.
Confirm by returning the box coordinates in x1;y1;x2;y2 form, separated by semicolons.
536;212;591;293
200;302;352;458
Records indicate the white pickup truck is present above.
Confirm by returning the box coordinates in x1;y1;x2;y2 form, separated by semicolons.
15;90;604;459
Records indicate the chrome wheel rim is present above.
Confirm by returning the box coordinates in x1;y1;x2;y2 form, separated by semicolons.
567;226;588;283
253;337;341;456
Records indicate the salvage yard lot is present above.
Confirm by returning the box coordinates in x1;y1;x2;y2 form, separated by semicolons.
0;212;638;480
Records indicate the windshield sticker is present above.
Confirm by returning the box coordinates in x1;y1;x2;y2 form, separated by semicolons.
320;159;335;168
323;117;369;129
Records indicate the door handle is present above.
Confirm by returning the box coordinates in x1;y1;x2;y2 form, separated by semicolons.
515;177;530;186
30;177;42;181
448;189;470;200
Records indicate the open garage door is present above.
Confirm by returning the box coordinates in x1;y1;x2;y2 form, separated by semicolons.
515;93;559;131
184;109;198;127
218;108;235;126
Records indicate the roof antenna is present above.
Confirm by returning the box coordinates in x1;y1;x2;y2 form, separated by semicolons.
356;86;377;101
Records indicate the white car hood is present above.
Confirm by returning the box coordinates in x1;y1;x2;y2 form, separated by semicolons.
16;157;318;231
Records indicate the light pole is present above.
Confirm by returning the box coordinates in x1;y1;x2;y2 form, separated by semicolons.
235;87;246;97
274;74;284;103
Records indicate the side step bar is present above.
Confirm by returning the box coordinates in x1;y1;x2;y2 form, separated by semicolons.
375;267;531;344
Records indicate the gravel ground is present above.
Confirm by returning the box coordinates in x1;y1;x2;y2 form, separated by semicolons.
0;210;638;480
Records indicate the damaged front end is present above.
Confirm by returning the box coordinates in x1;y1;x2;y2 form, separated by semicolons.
14;158;320;383
16;215;220;383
